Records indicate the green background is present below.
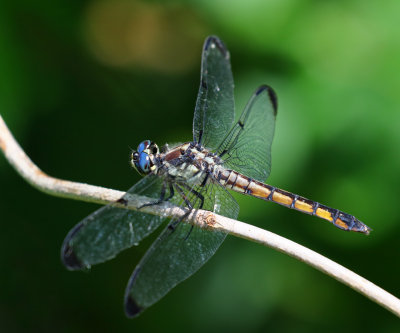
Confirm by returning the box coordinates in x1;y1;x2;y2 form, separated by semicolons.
1;0;400;332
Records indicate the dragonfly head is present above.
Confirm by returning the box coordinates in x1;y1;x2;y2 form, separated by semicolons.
131;140;159;175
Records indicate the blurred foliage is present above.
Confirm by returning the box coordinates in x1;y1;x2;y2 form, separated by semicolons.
1;0;400;332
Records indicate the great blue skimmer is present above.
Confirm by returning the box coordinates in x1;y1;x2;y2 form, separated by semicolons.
62;36;370;318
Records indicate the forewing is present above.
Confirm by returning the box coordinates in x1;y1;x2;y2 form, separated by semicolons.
217;85;277;182
193;36;235;150
61;175;167;270
124;180;239;317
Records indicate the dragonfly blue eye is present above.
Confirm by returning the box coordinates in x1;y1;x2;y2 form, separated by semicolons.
138;152;151;173
137;140;151;154
131;140;157;175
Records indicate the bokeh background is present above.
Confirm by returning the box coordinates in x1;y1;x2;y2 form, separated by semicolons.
1;0;400;332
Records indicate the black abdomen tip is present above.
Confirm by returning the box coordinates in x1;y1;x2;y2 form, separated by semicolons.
352;218;372;235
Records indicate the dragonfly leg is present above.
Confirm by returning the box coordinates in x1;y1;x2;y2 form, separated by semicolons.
174;184;193;208
175;183;206;240
181;183;205;210
138;182;174;209
167;210;191;233
164;183;175;201
165;184;194;234
184;225;194;241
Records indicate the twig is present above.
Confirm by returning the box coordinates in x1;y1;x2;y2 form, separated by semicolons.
1;113;399;317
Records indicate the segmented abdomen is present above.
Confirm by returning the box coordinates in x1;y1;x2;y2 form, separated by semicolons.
216;169;370;234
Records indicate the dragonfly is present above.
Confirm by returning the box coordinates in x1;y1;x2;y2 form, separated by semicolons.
61;36;371;318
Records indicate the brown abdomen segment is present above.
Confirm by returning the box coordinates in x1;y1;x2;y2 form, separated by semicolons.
217;169;371;234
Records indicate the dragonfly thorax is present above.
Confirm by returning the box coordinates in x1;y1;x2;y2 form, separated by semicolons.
157;142;223;186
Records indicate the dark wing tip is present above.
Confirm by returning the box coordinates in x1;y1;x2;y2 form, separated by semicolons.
124;295;143;318
204;35;230;59
62;244;84;270
124;266;144;317
255;85;278;115
61;223;85;270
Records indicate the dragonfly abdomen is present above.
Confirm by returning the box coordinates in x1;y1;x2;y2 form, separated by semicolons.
216;169;370;234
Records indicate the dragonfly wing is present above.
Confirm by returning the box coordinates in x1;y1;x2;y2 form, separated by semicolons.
61;175;167;270
124;180;239;317
193;36;235;150
217;85;278;182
